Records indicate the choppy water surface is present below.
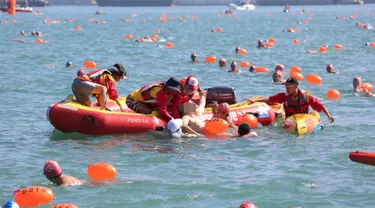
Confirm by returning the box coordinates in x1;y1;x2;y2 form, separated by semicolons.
0;5;375;208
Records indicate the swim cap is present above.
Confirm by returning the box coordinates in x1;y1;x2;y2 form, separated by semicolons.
249;65;256;72
20;30;25;34
167;119;183;138
43;160;62;180
275;64;284;71
235;46;240;53
191;53;197;58
66;61;72;67
165;77;182;93
353;76;362;81
231;61;237;69
36;31;40;36
184;75;199;95
217;102;230;114
2;201;20;208
239;201;257;208
365;42;370;46
110;63;127;79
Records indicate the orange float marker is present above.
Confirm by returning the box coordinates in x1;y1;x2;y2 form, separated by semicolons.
361;83;373;92
290;72;304;80
14;186;54;207
125;34;132;39
50;204;78;208
204;118;229;134
165;42;174;48
36;38;43;44
84;60;96;69
335;44;343;50
267;38;276;43
293;39;300;44
255;67;269;73
75;26;81;31
88;163;117;181
205;56;216;63
237;114;258;128
290;66;302;73
240;61;249;68
326;89;340;99
239;48;248;55
306;74;322;85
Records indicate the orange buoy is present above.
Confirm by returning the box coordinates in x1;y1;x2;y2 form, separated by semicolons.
75;26;81;31
294;29;300;32
239;48;248;55
50;204;78;208
370;42;375;47
255;67;269;73
101;21;106;24
205;56;216;63
8;0;15;15
215;28;223;32
265;43;274;48
267;38;276;43
303;20;308;24
290;72;304;81
290;65;302;73
240;61;249;68
152;34;158;39
14;186;54;207
319;46;327;53
36;38;43;44
293;39;300;44
87;163;117;181
165;42;174;48
326;89;340;99
306;74;322;84
360;83;373;92
11;19;16;23
125;34;133;39
335;44;343;50
203;118;229;134
237;114;258;128
155;29;161;33
84;60;96;69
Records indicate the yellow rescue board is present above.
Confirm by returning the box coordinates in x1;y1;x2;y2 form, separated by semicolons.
283;112;320;135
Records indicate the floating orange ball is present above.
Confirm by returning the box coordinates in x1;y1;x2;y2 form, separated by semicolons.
306;74;322;85
238;114;258;128
326;89;340;99
319;46;327;53
84;60;96;69
267;38;276;43
370;42;375;47
361;83;373;92
205;56;216;63
87;163;117;181
50;204;78;208
240;61;249;68
155;29;161;33
125;34;133;39
290;72;304;81
165;42;174;48
75;26;81;31
303;20;308;24
215;28;223;32
239;48;248;55
335;44;343;50
290;65;302;73
255;67;269;73
14;186;54;207
36;38;43;44
265;43;274;48
293;39;300;44
204;118;229;134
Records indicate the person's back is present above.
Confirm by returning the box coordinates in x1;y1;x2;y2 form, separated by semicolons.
181;91;206;136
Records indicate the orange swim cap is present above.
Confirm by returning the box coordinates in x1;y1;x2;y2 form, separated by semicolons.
43;160;62;180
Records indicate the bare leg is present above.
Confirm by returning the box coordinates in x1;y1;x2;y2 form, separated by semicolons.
91;85;107;110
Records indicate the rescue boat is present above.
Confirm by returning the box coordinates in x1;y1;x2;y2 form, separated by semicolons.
47;96;277;136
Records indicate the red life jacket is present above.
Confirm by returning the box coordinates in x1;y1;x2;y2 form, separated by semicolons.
140;82;167;103
78;69;112;85
283;90;310;118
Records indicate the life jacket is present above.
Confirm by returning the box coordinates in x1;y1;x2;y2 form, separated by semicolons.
78;69;113;85
140;82;168;103
283;90;310;118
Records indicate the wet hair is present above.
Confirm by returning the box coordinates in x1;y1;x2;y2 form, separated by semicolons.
238;123;251;136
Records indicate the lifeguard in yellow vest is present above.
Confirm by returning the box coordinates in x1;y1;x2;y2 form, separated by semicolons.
71;63;127;111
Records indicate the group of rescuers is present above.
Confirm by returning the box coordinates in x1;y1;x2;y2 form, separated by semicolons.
69;61;343;139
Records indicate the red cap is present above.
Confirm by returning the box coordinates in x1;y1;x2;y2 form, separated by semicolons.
217;103;230;114
184;75;199;95
43;160;62;179
239;201;257;208
353;76;361;81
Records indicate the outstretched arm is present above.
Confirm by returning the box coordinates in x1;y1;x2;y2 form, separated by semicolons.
321;106;334;122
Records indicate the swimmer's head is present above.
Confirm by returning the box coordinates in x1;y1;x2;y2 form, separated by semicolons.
238;123;251;136
66;61;73;68
258;40;264;46
219;58;227;67
275;64;284;71
167;119;183;138
211;29;215;32
235;46;240;53
2;201;20;208
249;65;256;72
191;53;197;62
323;45;329;49
217;102;230;117
365;42;370;46
326;64;333;72
20;30;25;35
43;20;47;24
230;61;237;70
43;160;62;181
353;76;362;88
35;31;40;36
239;201;257;208
31;31;36;36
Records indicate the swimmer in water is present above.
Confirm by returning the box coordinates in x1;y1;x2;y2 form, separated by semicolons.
66;61;73;68
191;53;199;63
272;64;285;84
43;160;83;186
326;64;338;74
20;30;26;36
235;46;240;54
219;58;227;67
237;123;257;137
35;31;42;37
249;65;256;73
353;77;373;97
257;40;266;49
31;31;36;36
229;61;241;73
2;201;19;208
